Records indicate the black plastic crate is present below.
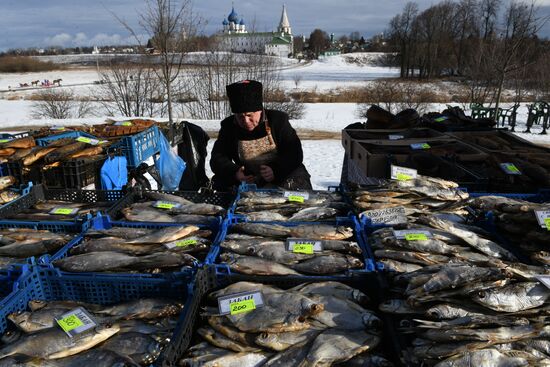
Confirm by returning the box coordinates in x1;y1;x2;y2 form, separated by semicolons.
58;156;106;189
6;161;42;186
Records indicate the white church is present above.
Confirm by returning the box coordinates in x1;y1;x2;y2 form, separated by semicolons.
216;4;293;58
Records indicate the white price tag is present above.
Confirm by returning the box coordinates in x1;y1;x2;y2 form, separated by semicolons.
218;291;264;315
75;137;102;145
284;191;310;203
114;121;133;126
388;135;404;140
390;165;417;181
55;307;97;338
361;206;407;225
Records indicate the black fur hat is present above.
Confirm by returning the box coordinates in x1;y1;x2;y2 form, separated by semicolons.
226;80;263;113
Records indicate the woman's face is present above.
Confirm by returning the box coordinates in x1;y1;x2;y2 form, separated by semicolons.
235;111;262;131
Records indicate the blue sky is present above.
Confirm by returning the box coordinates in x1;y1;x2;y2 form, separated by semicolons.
1;0;549;51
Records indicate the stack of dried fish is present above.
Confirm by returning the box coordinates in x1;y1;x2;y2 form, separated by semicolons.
0;297;182;365
0;228;73;268
234;190;350;222
180;281;392;366
120;192;225;224
369;213;523;273
0;176;20;205
352;175;469;219
469;195;550;265
2;200;113;222
219;223;364;276
380;262;550;366
53;225;209;273
3;136;108;171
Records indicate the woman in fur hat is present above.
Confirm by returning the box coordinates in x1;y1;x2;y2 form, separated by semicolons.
210;80;312;191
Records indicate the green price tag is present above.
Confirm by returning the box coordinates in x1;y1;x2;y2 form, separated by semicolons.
0;139;10;143
434;117;447;122
122;121;132;126
293;243;314;254
56;314;84;332
405;233;428;241
422;143;431;149
506;164;520;173
157;203;175;209
396;173;412;181
176;239;197;247
76;137;92;144
53;208;74;215
230;299;256;315
545;218;550;231
288;195;305;203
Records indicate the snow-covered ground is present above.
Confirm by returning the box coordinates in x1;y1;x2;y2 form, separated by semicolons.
0;52;549;190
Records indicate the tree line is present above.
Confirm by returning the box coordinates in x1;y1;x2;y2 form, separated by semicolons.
387;0;550;109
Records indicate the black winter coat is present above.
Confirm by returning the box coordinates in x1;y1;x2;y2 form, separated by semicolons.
210;109;306;189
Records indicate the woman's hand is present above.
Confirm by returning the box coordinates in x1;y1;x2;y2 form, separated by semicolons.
235;166;255;183
260;165;274;182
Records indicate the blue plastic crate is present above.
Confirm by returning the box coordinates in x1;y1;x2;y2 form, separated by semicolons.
35;131;97;146
0;265;195;366
206;214;377;280
40;214;221;273
108;125;161;168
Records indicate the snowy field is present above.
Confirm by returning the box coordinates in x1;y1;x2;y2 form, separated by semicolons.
0;52;548;189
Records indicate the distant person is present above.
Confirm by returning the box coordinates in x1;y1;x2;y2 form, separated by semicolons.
210;80;311;191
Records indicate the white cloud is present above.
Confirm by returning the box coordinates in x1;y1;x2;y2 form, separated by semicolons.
44;33;73;47
74;32;89;45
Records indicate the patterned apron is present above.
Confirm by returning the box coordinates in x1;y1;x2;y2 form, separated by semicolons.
238;118;278;182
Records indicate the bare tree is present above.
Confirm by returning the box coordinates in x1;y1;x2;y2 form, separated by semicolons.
30;89;94;119
96;59;166;117
308;29;330;59
292;73;303;89
115;0;202;138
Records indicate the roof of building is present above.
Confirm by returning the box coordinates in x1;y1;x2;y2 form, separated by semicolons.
228;7;239;23
270;36;292;45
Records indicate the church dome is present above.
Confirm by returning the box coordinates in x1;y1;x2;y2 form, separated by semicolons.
239;18;245;25
223;18;229;25
228;7;239;23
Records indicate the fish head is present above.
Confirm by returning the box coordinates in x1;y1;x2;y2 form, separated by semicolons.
7;311;31;329
28;300;48;311
347;257;364;269
1;328;21;344
96;322;122;338
362;313;382;332
336;226;354;239
425;305;448;319
301;299;324;317
255;332;278;348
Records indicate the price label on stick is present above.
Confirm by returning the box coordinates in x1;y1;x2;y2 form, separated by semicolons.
49;207;79;215
55;307;97;337
391;165;417;181
218;291;264;315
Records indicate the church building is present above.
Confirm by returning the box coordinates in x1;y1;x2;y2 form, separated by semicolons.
216;4;293;58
